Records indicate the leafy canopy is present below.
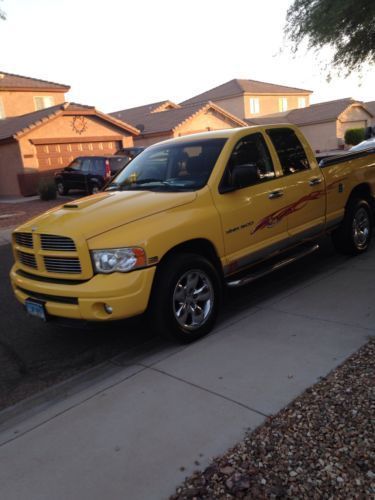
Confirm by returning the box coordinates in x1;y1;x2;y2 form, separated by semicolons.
285;0;375;74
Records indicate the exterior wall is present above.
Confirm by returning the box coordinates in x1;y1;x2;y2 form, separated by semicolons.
244;94;310;119
135;133;173;147
0;90;66;117
337;105;370;140
210;96;246;120
134;109;244;147
298;121;338;152
209;93;310;120
19;114;134;169
0;141;24;196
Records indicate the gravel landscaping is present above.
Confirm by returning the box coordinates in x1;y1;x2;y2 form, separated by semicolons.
171;339;374;499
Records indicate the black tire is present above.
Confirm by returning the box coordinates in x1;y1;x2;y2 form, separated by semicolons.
56;181;69;196
88;183;100;195
332;198;373;255
149;253;222;343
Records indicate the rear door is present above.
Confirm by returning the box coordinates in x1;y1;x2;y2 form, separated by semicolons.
266;127;326;242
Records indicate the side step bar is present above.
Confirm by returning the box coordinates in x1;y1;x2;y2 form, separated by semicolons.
226;244;320;288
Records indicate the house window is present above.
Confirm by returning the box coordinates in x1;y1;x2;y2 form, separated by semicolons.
34;96;55;111
0;97;5;119
278;97;288;112
298;97;306;108
249;97;260;114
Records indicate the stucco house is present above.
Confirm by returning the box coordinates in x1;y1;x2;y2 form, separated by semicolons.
0;71;139;196
111;100;247;146
0;71;70;118
0;102;139;196
246;98;373;152
180;79;312;120
365;101;375;126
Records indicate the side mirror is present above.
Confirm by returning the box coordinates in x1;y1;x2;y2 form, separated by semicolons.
231;163;259;189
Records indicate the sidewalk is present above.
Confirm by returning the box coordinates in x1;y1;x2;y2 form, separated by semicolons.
0;245;374;499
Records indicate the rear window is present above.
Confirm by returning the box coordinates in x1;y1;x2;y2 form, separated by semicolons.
267;128;310;175
109;157;127;173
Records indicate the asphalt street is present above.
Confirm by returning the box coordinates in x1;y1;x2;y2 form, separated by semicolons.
0;237;351;412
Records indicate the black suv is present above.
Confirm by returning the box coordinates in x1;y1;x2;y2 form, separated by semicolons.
55;156;128;195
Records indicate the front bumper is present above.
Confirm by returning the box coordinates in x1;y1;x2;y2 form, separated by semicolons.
10;265;156;321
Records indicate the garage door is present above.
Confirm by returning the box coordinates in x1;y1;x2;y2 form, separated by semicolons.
35;140;122;170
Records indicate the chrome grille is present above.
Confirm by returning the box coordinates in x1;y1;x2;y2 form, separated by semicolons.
44;256;81;274
41;234;76;251
15;232;33;248
18;251;37;269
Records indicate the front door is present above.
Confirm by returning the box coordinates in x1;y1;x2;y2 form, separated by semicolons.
212;132;290;275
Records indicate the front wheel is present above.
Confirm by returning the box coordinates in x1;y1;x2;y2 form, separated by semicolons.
332;198;373;255
149;253;222;343
56;181;69;196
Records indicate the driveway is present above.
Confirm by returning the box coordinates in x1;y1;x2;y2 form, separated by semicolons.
0;238;374;499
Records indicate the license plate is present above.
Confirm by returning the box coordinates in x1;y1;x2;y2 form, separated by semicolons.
25;299;47;321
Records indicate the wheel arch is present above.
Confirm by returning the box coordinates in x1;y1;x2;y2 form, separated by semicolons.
157;238;224;278
346;183;374;211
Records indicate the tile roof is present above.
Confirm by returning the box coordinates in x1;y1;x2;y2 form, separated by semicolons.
245;98;371;126
181;79;312;105
0;71;70;91
0;103;139;142
110;100;180;128
112;101;246;135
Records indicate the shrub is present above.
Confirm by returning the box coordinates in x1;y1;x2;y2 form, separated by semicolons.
344;128;365;146
38;178;57;201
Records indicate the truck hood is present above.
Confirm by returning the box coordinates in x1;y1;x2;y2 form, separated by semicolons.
18;191;197;239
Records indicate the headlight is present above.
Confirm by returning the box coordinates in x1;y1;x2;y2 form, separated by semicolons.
91;247;146;274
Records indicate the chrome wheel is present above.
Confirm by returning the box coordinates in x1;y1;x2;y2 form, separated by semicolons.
173;269;214;331
352;207;370;249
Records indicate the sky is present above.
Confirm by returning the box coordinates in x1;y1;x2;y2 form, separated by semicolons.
0;0;374;113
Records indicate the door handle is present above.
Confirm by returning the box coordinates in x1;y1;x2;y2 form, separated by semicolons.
309;177;322;186
268;190;284;199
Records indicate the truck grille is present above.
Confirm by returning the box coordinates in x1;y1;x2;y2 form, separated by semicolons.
44;257;82;274
18;251;37;269
15;232;33;248
15;233;86;276
41;234;76;251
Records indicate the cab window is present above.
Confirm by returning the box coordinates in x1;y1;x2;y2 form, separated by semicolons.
221;133;275;190
81;159;91;173
267;128;310;175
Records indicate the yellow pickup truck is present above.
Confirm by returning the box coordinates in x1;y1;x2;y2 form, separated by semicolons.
10;125;375;341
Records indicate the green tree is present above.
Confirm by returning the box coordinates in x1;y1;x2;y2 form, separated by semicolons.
285;0;375;75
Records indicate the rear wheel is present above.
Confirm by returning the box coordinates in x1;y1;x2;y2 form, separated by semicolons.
332;198;373;255
149;253;222;343
56;181;69;196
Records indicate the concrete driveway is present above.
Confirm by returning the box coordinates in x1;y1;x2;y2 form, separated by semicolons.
0;241;374;500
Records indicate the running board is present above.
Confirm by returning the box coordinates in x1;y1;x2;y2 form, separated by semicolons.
226;244;320;288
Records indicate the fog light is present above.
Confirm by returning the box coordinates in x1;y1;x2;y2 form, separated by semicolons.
104;304;113;314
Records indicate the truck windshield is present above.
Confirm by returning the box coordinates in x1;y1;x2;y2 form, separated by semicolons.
106;138;227;192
